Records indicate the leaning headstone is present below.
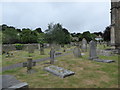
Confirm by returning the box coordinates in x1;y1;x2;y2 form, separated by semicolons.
44;65;75;78
73;46;82;58
81;38;87;52
89;40;98;60
23;57;36;74
50;47;55;64
2;75;28;89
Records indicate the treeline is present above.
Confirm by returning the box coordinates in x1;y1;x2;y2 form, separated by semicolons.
0;23;110;44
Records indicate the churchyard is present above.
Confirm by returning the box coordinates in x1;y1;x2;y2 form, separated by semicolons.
1;43;118;88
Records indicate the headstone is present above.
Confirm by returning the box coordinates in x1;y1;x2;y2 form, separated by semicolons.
55;52;62;55
81;38;87;52
89;40;98;60
23;57;36;74
50;47;55;64
27;45;34;53
44;65;75;78
2;75;28;89
97;49;113;56
73;46;82;58
93;59;115;63
40;44;44;55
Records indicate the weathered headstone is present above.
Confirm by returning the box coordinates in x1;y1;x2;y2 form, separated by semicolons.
40;44;44;55
2;75;28;89
50;47;55;64
73;46;82;58
27;45;35;57
44;65;75;78
23;57;36;74
89;40;98;60
81;38;87;52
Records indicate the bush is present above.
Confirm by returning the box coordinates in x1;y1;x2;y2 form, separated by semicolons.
15;44;24;50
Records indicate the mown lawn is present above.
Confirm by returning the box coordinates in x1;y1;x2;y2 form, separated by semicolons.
2;45;118;88
2;46;74;67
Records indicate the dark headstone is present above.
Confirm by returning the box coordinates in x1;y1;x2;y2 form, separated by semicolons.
50;47;55;64
23;57;36;74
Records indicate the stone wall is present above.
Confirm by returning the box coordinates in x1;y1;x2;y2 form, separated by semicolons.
110;0;120;49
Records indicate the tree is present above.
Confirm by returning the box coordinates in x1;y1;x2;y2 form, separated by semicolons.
103;26;110;42
45;23;71;44
2;25;20;44
34;28;43;33
20;28;38;43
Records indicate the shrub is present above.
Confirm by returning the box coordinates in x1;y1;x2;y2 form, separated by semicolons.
15;44;24;50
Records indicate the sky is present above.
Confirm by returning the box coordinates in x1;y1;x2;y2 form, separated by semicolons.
1;1;111;33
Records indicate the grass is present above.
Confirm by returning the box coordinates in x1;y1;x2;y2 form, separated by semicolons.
2;47;73;67
2;45;118;88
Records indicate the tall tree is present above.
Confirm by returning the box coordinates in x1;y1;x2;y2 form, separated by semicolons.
103;26;110;41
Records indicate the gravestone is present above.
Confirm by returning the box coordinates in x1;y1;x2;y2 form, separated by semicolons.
93;59;115;63
27;45;34;55
50;47;55;64
40;44;44;55
81;38;87;52
73;46;82;58
2;75;28;89
23;57;36;74
55;52;62;55
44;65;75;78
89;40;98;60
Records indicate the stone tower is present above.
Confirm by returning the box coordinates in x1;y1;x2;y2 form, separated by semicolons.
110;0;120;49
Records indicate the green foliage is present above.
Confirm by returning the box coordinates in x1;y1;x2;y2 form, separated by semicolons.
2;26;20;44
103;26;110;41
45;23;71;44
15;44;24;50
20;28;38;43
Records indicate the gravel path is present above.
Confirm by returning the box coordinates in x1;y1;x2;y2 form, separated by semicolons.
2;52;72;72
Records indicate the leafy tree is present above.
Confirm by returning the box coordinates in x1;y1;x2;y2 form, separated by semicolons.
103;26;110;41
45;23;71;44
34;28;43;33
20;28;38;43
2;26;20;44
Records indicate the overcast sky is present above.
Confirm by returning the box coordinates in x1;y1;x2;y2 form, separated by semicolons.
2;2;111;33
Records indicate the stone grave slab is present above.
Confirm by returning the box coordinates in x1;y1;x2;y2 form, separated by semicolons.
92;59;115;63
2;75;28;90
44;65;75;78
55;52;62;55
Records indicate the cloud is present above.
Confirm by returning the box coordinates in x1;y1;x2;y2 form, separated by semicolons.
2;2;111;33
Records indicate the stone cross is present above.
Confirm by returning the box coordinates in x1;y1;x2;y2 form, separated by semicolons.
89;40;98;60
23;57;36;73
81;38;87;52
50;47;55;64
73;46;82;58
